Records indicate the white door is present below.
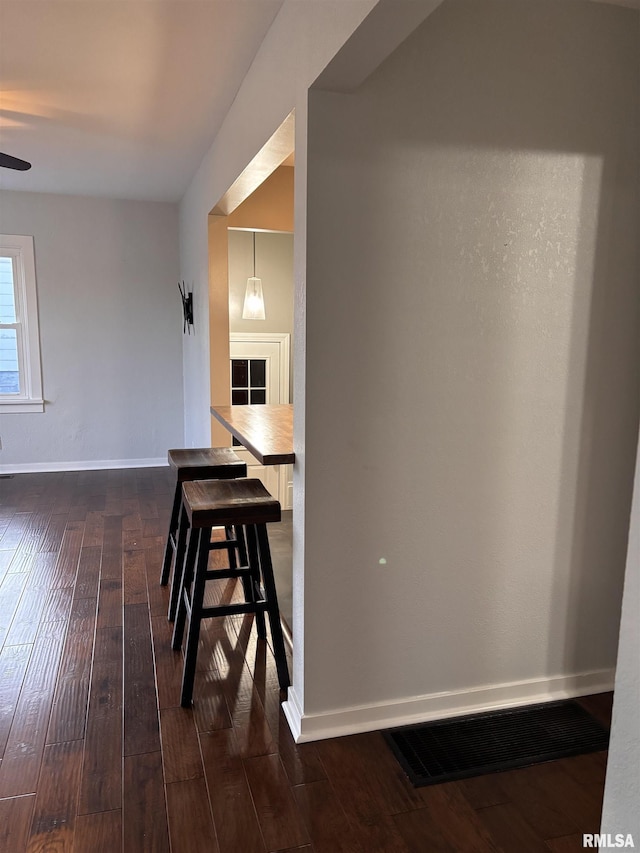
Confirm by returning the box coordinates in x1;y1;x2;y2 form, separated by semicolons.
229;333;292;509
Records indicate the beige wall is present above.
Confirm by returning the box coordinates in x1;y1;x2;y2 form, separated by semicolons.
208;215;231;447
228;166;294;231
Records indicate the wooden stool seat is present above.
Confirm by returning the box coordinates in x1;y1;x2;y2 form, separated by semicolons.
182;478;281;528
160;447;247;622
168;447;247;482
172;478;289;707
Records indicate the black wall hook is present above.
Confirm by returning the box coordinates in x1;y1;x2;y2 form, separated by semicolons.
178;281;194;334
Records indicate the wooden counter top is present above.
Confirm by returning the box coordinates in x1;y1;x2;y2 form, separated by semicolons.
210;404;294;466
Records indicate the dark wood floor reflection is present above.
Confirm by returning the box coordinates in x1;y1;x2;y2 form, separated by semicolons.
0;468;611;852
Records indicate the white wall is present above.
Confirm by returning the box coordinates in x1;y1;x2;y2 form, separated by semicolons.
295;0;639;737
0;190;183;470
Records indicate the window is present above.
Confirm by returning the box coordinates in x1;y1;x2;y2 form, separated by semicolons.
230;357;268;446
231;358;267;406
0;235;44;412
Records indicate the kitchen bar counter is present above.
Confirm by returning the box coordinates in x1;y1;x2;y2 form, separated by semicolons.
210;404;294;466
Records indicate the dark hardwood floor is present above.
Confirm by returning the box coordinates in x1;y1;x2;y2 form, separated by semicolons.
0;468;611;852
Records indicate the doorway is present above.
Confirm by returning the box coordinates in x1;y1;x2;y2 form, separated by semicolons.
207;112;295;636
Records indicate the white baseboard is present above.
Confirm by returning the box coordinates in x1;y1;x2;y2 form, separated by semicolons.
282;685;305;742
282;668;615;743
0;458;168;474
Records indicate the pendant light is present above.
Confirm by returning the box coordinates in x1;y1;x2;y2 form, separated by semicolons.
242;231;266;320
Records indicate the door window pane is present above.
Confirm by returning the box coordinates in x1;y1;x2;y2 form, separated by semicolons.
250;389;266;405
232;389;248;405
250;360;266;388
232;359;248;388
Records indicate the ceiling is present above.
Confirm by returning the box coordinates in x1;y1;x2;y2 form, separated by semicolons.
0;0;283;202
1;0;637;203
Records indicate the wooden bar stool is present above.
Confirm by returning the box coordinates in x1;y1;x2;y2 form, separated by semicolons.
171;478;290;708
160;448;247;622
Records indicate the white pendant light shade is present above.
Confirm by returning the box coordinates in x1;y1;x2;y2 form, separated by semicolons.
242;276;266;320
242;231;266;320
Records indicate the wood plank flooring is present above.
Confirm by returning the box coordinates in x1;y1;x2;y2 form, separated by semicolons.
0;468;611;852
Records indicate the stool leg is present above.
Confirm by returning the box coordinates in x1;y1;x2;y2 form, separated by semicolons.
235;525;255;603
160;481;181;585
256;523;290;691
225;526;236;567
168;503;191;622
180;527;210;707
244;524;266;639
235;524;248;566
225;525;250;602
171;523;198;650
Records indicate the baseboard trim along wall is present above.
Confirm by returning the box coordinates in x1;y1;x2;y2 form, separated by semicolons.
282;669;615;744
0;458;168;474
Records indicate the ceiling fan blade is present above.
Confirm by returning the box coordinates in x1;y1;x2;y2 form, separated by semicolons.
0;152;32;171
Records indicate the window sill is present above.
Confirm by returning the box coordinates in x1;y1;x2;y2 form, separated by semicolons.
0;399;45;413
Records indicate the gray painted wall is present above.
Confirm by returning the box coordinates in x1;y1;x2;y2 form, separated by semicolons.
301;0;639;726
0;190;183;469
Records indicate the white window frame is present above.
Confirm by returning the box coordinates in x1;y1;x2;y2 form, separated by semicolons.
0;235;44;413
